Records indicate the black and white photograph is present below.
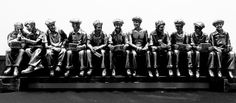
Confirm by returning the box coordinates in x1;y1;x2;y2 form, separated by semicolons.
0;0;236;103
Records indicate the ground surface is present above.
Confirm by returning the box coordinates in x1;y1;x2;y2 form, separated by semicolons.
0;91;236;103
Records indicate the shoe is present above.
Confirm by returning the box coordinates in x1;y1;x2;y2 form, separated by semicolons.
127;69;131;76
4;67;12;75
64;70;70;77
132;71;136;77
196;69;200;78
79;70;84;77
155;69;159;77
102;69;106;77
229;71;234;78
13;67;19;77
148;70;153;77
87;69;93;76
176;68;181;77
112;69;116;77
218;70;222;78
188;69;193;77
209;69;214;77
55;66;61;72
21;66;34;74
169;69;173;77
50;70;55;77
34;64;44;71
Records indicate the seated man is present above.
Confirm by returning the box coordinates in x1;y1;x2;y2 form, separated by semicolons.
170;20;191;77
189;22;210;78
4;22;27;76
209;20;235;78
108;19;128;77
65;19;92;77
149;20;172;77
87;20;108;77
21;21;46;75
44;19;67;77
126;17;151;77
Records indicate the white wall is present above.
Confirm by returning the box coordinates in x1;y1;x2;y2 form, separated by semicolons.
0;0;235;54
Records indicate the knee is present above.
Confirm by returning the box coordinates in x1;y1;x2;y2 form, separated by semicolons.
101;50;105;54
126;50;130;54
132;50;137;56
78;50;84;56
209;52;215;56
196;51;200;56
5;49;11;54
174;50;179;54
229;51;235;58
167;51;172;56
61;48;66;53
86;50;91;55
67;50;72;55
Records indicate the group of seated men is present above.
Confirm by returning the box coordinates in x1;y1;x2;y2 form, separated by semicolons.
4;17;235;79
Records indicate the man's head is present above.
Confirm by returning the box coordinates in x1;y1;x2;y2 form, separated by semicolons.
70;18;82;32
14;22;24;33
93;20;103;32
213;20;224;31
45;19;56;32
155;20;165;32
132;16;142;29
24;21;36;32
194;22;205;34
174;19;185;32
113;19;124;32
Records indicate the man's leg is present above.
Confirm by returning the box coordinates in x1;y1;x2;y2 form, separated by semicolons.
125;50;131;76
12;49;24;76
216;51;222;77
4;49;13;75
55;48;66;72
131;50;137;76
174;50;181;77
227;51;235;78
65;50;73;77
167;51;173;77
208;51;215;77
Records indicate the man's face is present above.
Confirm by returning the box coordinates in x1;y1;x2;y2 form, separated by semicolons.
25;24;35;32
133;21;140;29
95;24;102;32
157;25;165;32
114;24;122;31
175;25;183;32
194;26;202;33
215;24;223;31
47;24;56;32
72;23;80;32
14;25;23;33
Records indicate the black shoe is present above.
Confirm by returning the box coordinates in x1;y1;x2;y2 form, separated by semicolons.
196;69;200;78
4;67;12;75
229;71;234;78
148;70;153;77
132;71;136;77
50;70;55;77
35;64;44;71
112;69;116;77
188;69;193;77
79;70;84;77
169;69;173;77
217;70;222;78
127;69;131;76
55;66;61;72
209;69;214;77
176;68;181;77
64;70;70;77
87;69;93;76
21;66;34;74
13;67;19;77
155;69;159;77
102;69;106;77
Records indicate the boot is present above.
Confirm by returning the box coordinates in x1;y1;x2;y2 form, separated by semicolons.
64;70;70;77
13;67;19;77
132;70;136;77
102;68;107;77
87;69;93;76
4;67;12;75
217;69;222;78
188;68;193;77
112;69;116;77
34;64;44;71
176;68;181;77
21;66;34;74
196;69;200;78
155;69;159;77
127;69;131;76
79;70;84;77
169;69;173;77
209;69;214;77
148;70;153;78
229;70;234;79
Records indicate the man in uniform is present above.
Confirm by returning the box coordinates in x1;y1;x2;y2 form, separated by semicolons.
65;19;92;77
170;20;191;77
4;22;27;76
209;20;235;78
44;19;67;77
21;21;46;74
87;20;108;77
149;20;172;77
126;17;151;77
108;19;128;76
189;22;209;78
